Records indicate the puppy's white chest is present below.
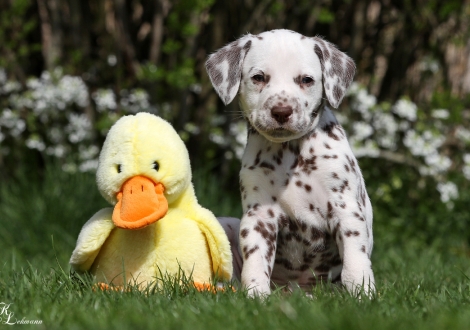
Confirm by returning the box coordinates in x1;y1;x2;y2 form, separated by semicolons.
241;132;331;227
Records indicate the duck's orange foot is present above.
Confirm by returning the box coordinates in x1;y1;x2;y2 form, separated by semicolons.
193;282;235;293
93;282;125;292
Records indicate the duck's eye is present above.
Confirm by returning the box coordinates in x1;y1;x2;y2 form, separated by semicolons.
252;74;265;83
153;161;159;171
301;76;314;85
116;164;122;173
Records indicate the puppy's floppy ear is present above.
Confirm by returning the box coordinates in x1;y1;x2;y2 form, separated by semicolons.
205;35;253;105
312;37;355;109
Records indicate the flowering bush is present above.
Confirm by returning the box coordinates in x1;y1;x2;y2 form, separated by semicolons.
1;68;468;210
341;83;468;209
0;67;155;173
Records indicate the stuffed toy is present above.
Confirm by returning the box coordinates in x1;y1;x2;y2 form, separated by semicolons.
69;112;233;290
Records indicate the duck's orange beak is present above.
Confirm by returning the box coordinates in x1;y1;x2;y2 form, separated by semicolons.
112;176;168;230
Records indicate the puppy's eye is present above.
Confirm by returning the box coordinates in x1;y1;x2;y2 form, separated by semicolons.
252;74;265;83
116;164;122;173
302;76;314;85
153;161;159;171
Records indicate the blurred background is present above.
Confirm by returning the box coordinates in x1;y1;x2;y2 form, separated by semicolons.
0;0;469;266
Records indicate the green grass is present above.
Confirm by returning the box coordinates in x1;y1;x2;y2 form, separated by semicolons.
0;163;469;329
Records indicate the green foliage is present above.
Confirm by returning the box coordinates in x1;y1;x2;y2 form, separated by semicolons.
0;0;40;70
317;8;335;24
430;90;470;124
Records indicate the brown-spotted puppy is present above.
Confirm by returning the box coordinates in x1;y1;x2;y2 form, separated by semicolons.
205;29;375;297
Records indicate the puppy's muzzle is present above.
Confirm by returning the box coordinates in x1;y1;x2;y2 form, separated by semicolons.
271;106;293;124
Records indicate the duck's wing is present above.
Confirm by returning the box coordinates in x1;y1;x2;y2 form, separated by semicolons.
69;208;115;272
193;208;233;281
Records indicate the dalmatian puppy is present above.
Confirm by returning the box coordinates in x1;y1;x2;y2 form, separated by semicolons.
205;29;375;296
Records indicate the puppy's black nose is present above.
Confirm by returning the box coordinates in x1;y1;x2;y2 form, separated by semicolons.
271;106;293;124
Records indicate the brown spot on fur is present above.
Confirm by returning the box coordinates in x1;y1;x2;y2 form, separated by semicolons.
345;230;360;237
244;245;259;259
259;161;275;171
267;223;275;232
322;122;340;141
278;214;289;227
241;228;249;238
327;202;334;219
333;85;343;101
253;150;262;166
311;227;325;240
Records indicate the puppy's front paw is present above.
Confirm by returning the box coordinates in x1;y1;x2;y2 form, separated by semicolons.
342;267;375;297
243;279;271;298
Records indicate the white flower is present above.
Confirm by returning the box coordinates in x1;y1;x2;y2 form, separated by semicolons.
46;145;67;158
189;84;202;94
26;77;41;89
93;89;117;112
463;165;470;180
352;89;376;120
437;182;458;203
352;122;373;141
62;163;77;173
431;109;449;119
120;89;150;113
47;127;64;144
79;145;99;160
404;130;445;157
455;127;470;143
11;120;26;137
373;112;398;135
346;82;361;96
40;71;51;82
107;54;117;66
58;75;89;107
0;109;26;137
392;99;417;121
184;122;201;135
350;138;380;158
79;159;99;172
398;120;410;131
2;81;21;94
25;136;46;151
66;113;92;143
420;57;440;73
464;154;470;164
377;135;396;149
424;153;452;173
209;132;226;145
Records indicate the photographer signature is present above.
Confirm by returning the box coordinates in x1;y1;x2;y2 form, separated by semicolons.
0;302;43;325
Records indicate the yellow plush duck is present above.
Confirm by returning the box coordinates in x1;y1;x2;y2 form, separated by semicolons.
69;112;233;290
